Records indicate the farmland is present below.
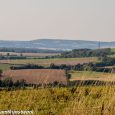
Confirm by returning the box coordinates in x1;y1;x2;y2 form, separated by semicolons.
69;71;115;81
1;69;67;85
0;52;60;56
0;63;24;70
9;57;97;65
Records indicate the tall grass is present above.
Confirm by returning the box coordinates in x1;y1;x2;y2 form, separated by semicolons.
1;56;115;115
1;86;115;114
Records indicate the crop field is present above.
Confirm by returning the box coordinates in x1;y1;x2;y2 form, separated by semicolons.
69;71;115;81
9;57;97;65
0;52;60;56
1;69;67;85
0;63;24;70
1;86;115;114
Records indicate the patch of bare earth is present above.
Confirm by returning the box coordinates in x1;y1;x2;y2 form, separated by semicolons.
0;60;10;63
1;69;67;85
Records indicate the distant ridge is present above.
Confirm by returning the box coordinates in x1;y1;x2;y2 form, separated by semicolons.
0;39;115;50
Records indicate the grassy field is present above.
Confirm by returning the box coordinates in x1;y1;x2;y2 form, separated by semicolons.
0;63;23;70
111;48;115;52
69;71;115;81
69;71;113;78
10;57;97;63
26;56;45;59
1;86;115;114
107;54;115;58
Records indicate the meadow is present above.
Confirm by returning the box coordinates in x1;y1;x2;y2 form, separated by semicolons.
0;86;115;114
0;63;24;70
69;71;115;81
10;57;97;63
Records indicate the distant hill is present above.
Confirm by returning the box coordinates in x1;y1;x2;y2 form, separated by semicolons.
0;39;115;50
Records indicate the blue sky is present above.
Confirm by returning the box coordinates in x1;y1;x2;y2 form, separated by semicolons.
0;0;115;41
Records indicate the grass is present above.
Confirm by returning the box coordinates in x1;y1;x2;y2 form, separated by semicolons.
111;48;115;52
0;63;23;70
25;86;33;90
69;71;113;78
107;54;115;58
10;57;97;63
26;56;45;59
1;86;115;114
69;71;115;82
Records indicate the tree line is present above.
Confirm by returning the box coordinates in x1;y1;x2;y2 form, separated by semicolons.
52;48;114;58
0;47;63;53
0;78;26;88
1;78;115;91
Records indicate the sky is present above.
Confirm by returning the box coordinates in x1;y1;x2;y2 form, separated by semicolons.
0;0;115;42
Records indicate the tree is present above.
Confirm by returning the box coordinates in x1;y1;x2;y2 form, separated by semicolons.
0;69;2;76
50;63;55;69
14;80;20;87
52;81;59;87
2;78;13;87
20;79;26;87
7;53;10;56
20;53;23;56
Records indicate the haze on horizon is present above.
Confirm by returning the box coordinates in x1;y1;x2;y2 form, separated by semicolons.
0;0;115;42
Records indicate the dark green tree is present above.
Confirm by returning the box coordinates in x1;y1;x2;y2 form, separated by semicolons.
0;69;2;76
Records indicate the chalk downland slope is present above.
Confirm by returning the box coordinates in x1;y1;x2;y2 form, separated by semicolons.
1;69;67;85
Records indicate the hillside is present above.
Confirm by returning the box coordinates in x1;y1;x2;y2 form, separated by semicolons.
0;39;115;50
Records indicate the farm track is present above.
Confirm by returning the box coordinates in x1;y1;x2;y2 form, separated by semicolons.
1;69;67;85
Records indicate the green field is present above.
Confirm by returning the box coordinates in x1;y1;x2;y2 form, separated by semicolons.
0;63;23;70
69;71;113;78
0;86;115;114
107;54;115;58
25;86;33;90
111;48;115;52
10;57;97;63
26;56;46;59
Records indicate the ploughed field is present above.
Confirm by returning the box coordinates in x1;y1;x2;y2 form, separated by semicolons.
1;69;67;85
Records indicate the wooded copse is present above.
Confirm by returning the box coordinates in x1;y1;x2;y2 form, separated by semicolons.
53;48;114;58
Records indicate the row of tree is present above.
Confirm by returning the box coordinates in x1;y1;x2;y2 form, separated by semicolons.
53;48;114;58
0;78;26;87
1;78;114;90
0;47;63;53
